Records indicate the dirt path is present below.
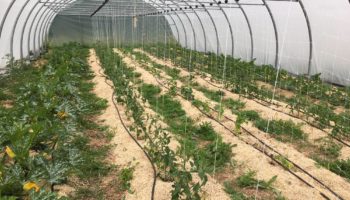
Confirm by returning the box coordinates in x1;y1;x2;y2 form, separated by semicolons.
115;49;231;200
132;48;350;200
116;48;333;200
88;49;160;200
135;49;350;160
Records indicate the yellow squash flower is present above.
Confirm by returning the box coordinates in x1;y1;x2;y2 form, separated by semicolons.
5;146;16;158
23;181;40;192
57;111;68;119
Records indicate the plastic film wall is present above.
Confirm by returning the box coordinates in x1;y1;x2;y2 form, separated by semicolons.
50;15;173;46
1;0;350;86
162;0;350;86
0;0;57;68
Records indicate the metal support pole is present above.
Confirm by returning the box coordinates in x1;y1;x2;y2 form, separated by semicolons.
236;1;254;61
299;0;313;76
10;0;31;60
262;0;279;68
0;0;16;38
19;0;41;59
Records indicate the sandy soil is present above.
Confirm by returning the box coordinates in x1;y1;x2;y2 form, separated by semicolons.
135;49;350;160
115;48;231;200
132;48;350;200
256;81;295;99
88;49;173;200
119;49;334;200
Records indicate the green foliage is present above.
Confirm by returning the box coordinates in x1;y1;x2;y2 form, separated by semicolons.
96;46;208;199
193;122;217;141
119;166;135;192
237;171;277;190
235;110;260;132
254;119;305;141
192;99;210;113
196;86;225;102
223;98;246;113
332;112;350;138
180;86;194;100
316;138;342;159
274;155;295;170
316;159;350;180
195;137;233;173
224;182;249;200
142;43;350;140
0;43;113;199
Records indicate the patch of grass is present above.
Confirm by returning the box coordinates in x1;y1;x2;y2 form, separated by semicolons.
316;138;342;159
196;86;225;102
316;158;350;180
119;166;135;192
192;99;210;113
237;171;277;190
193;122;217;141
180;86;194;100
254;119;305;141
195;137;234;172
224;182;250;200
223;98;246;112
235;110;260;132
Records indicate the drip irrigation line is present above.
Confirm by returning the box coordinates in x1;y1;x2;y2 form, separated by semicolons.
96;62;156;200
143;51;350;149
199;76;350;148
139;61;343;200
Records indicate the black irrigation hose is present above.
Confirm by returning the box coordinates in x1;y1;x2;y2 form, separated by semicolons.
144;50;350;148
150;71;343;200
96;64;156;200
201;78;350;148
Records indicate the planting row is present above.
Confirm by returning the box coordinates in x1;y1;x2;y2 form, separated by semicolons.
141;43;350;141
0;43;129;199
121;47;350;198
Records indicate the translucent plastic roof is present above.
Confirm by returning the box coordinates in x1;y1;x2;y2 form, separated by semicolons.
1;0;350;85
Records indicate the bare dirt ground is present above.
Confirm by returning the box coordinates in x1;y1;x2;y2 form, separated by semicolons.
132;48;350;200
135;49;350;160
88;49;160;200
118;49;335;200
115;49;232;200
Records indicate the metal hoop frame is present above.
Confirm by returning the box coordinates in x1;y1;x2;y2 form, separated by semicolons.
0;0;313;75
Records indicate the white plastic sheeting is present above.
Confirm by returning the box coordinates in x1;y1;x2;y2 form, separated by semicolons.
160;0;350;86
0;0;56;67
1;0;350;86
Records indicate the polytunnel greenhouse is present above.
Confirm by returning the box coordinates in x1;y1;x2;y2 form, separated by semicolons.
1;0;350;199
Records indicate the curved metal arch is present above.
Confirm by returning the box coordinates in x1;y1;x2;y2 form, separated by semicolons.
147;0;181;44
162;5;190;49
151;0;188;48
0;0;16;38
10;0;31;60
41;11;56;51
236;1;254;61
33;5;54;54
32;0;66;56
19;0;41;59
37;0;69;54
32;6;50;55
27;3;46;58
196;1;220;55
168;1;197;51
179;0;207;52
298;0;313;76
212;0;235;57
143;5;178;60
261;0;279;68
